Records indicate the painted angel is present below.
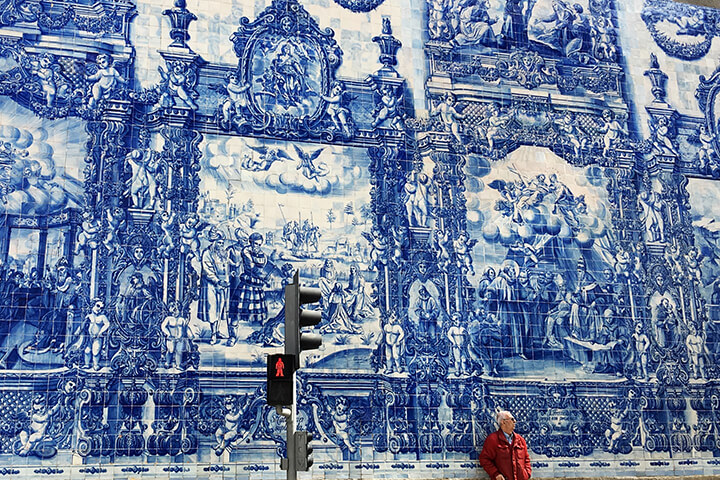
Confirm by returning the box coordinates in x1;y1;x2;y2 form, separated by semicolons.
294;144;328;180
158;61;198;110
243;144;292;171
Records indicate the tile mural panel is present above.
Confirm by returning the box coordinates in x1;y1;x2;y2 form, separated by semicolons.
0;0;719;478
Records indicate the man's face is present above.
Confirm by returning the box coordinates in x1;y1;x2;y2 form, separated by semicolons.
500;414;516;435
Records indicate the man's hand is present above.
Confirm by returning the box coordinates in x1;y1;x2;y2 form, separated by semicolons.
496;475;505;480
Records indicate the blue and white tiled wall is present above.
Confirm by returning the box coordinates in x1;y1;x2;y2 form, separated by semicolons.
0;0;719;478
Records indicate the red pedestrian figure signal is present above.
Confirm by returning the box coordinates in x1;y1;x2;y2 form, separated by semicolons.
267;354;295;406
275;357;285;377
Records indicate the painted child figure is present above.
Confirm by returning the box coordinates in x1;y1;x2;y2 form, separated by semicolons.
329;397;357;453
17;395;62;456
31;53;69;107
161;301;191;369
598;109;627;157
321;80;353;137
686;323;708;379
214;395;245;455
630;322;650;380
453;232;476;275
605;400;630;452
372;84;404;130
698;125;717;172
75;211;101;256
555;111;587;157
220;72;250;129
158;62;198;110
86;54;127;108
432;92;464;143
179;213;202;258
383;313;405;374
83;299;109;370
447;312;468;376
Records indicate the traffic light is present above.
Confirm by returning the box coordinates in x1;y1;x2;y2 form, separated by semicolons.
294;430;314;471
285;271;322;368
267;353;295;406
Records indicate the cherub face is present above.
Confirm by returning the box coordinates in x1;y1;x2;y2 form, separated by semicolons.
92;301;104;313
173;63;184;74
40;56;52;68
97;56;110;68
228;74;238;84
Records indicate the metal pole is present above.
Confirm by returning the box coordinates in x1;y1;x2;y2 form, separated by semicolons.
288;372;297;480
276;404;295;480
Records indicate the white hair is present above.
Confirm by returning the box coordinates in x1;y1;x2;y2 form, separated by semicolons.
496;410;512;424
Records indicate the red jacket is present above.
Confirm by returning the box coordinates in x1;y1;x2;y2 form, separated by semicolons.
479;429;532;480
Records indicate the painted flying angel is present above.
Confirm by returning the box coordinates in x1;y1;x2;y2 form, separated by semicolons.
293;145;328;180
243;144;292;171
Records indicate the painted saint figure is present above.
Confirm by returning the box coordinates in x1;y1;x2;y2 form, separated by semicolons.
499;0;528;49
235;232;268;333
198;230;230;345
450;0;497;48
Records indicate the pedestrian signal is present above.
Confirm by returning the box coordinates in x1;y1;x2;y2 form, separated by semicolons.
267;353;295;406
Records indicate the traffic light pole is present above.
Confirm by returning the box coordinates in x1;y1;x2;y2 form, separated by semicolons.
276;400;297;480
283;311;299;480
276;271;321;480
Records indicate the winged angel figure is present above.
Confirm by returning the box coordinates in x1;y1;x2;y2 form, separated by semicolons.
243;144;292;171
157;61;198;110
294;145;328;180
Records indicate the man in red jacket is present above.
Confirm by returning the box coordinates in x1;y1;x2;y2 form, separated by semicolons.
479;410;532;480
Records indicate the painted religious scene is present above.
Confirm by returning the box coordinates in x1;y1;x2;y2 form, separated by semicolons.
191;137;380;368
0;0;718;477
465;147;629;380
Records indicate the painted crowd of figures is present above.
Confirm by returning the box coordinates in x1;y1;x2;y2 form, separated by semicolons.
428;0;617;62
